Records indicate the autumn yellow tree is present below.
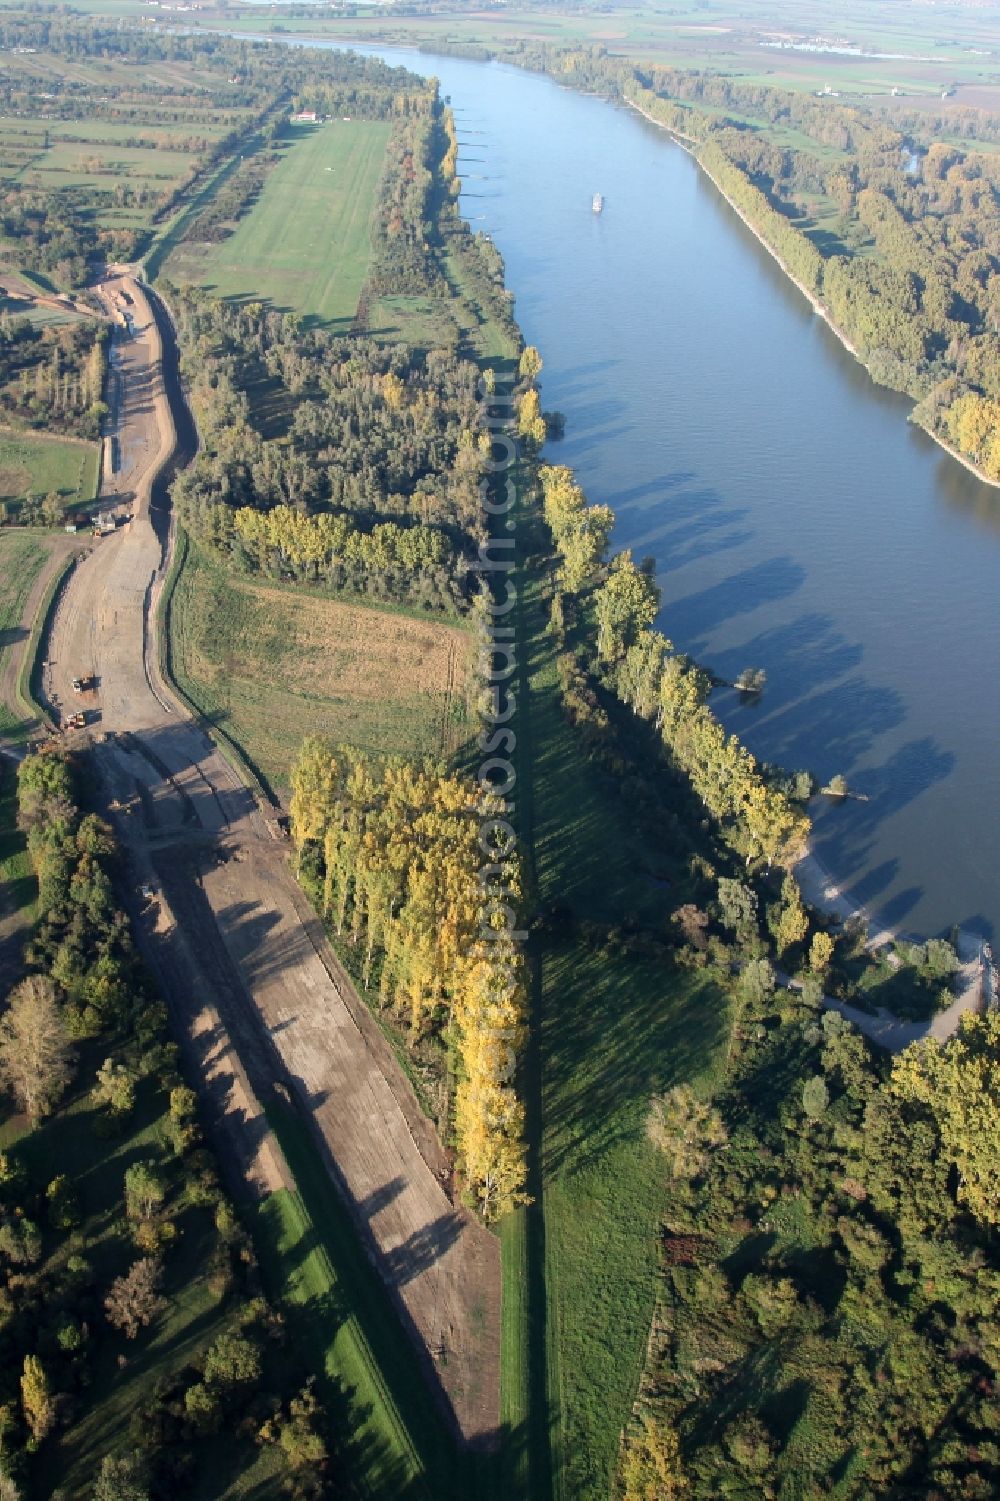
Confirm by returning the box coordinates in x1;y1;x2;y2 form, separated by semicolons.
517;388;546;448
290;740;527;1218
621;1411;688;1500
891;1011;1000;1226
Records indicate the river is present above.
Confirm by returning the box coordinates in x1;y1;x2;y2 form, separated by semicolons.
287;39;1000;942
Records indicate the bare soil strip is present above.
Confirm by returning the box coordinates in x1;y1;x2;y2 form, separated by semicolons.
38;274;500;1445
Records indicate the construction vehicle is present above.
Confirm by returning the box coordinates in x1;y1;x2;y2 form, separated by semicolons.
72;675;96;693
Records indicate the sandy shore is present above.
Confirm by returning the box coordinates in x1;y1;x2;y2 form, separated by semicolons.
793;841;988;1051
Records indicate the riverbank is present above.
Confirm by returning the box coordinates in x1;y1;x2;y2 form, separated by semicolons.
628;101;860;362
624;98;1000;493
795;839;986;1050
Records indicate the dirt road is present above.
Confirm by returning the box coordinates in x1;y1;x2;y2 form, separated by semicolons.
42;275;500;1445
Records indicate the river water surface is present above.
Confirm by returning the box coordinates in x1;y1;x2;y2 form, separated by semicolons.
296;40;999;940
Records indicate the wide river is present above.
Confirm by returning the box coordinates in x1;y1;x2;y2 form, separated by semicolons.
294;39;1000;941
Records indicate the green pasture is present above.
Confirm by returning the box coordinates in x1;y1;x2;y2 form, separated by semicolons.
0;432;99;509
163;119;392;327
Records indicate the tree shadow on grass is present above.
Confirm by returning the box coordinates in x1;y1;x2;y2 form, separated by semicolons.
541;940;729;1178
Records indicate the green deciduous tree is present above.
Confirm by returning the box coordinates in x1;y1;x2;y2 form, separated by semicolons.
891;1011;1000;1226
91;1057;136;1118
802;1074;830;1120
93;1453;149;1501
594;550;660;661
123;1163;165;1223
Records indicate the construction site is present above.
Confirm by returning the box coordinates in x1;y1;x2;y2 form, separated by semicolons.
28;271;501;1449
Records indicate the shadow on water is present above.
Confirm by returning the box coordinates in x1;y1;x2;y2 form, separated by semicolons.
711;611;864;694
664;555;806;652
545;356;622;403
809;735;956;934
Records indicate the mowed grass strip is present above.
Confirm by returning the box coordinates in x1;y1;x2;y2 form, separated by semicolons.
0;530;49;728
168;544;472;789
255;1102;464;1501
0;432;99;507
166;120;392;326
515;561;732;1501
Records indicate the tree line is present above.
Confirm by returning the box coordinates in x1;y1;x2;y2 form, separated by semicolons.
539;461;809;873
290;741;527;1221
506;43;1000;481
621;985;1000;1498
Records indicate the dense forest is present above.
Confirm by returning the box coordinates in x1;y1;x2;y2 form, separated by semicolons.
166;286;492;612
0;312;106;441
620;995;1000;1499
0;750;331;1500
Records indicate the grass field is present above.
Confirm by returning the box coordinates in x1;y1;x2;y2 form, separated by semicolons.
164;120;392;328
167;542;473;791
0;763;34;992
255;1104;462;1501
515;561;732;1501
0;432;99;509
0;530;50;729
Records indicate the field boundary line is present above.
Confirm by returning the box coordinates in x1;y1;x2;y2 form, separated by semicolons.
155;525;279;810
17;551;76;729
0;421;99;452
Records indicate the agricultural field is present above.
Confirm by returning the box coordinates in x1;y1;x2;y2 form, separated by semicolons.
167;543;473;791
0;432;99;511
1;136;200;193
164;119;392;328
194;0;1000;103
0;292;84;328
0;36;268;270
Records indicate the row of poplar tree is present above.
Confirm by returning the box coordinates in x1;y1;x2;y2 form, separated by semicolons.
289;745;527;1221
